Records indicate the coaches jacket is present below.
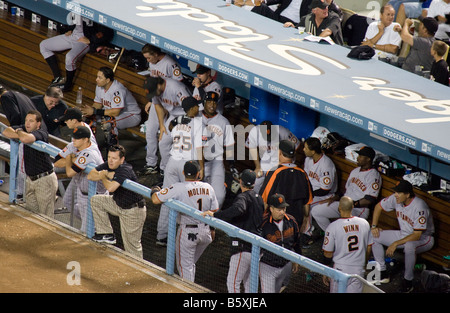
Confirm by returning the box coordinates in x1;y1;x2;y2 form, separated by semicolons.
260;213;302;268
266;0;312;21
214;190;264;254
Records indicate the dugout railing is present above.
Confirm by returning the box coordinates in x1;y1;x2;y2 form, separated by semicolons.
4;137;383;293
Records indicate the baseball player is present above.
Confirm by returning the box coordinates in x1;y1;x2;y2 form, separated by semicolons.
40;15;113;92
81;67;141;145
143;76;192;175
155;96;204;246
202;169;264;293
371;180;434;293
259;193;301;293
54;126;105;233
202;91;235;208
312;146;382;232
322;196;374;293
192;64;224;113
141;44;184;175
245;120;300;193
260;140;314;232
151;160;219;283
302;137;338;246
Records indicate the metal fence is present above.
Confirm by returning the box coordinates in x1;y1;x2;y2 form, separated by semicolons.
3;136;383;293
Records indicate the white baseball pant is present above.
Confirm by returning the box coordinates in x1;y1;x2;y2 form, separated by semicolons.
372;230;434;281
145;104;159;168
311;201;370;232
227;251;252;293
259;261;292;293
176;223;212;282
204;160;226;208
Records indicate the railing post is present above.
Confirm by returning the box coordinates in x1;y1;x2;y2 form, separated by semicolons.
8;140;18;203
249;244;260;293
165;207;178;276
86;180;97;238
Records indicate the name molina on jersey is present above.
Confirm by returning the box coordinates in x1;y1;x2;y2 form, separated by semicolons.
188;187;210;197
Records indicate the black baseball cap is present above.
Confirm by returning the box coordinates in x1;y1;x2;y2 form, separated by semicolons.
184;160;200;177
279;139;296;157
268;193;289;209
58;107;82;122
204;91;219;102
356;146;376;160
72;126;91;139
193;64;210;74
419;16;438;36
309;0;329;10
182;96;201;112
240;169;256;187
393;180;414;194
143;76;161;101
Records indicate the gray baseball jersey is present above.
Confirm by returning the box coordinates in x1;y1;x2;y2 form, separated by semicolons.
323;216;373;267
344;167;382;204
304;154;338;204
379;194;434;237
148;54;183;81
245;124;300;172
202;112;234;161
94;80;141;129
152;79;192;118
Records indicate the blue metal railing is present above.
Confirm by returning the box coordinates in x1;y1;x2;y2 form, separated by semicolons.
7;139;352;293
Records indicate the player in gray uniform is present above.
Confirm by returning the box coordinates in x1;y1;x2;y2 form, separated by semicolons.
54;108;97;214
143;76;192;174
151;160;219;283
371;180;435;293
322;196;373;293
154;97;204;246
54;126;105;232
312;146;381;232
81;67;141;144
192;65;224;114
202;91;235;208
141;44;184;175
245;121;300;193
302;137;338;245
40;15;89;91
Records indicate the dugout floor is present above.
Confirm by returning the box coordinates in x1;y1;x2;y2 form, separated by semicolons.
0;192;205;293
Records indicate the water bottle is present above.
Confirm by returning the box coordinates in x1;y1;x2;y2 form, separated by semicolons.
76;87;82;106
385;257;396;267
0;179;3;186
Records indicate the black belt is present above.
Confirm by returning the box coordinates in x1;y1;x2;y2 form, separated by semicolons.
121;199;146;210
29;169;54;181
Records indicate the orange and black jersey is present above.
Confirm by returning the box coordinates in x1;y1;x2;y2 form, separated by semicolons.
260;213;302;268
260;163;313;222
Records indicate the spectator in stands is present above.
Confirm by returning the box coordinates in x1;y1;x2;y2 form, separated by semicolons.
40;14;113;92
311;146;382;232
394;16;438;72
140;44;184;175
31;86;67;137
388;0;422;19
2;110;58;218
361;4;403;59
251;0;312;26
80;66;141;146
202;169;264;293
395;0;432;26
87;144;147;259
192;64;224;114
245;120;300;193
259;139;313;233
430;40;450;85
142;76;192;176
259;193;301;293
201;91;235;208
427;0;450;43
284;0;344;46
371;180;435;293
53;126;105;233
302;136;338;248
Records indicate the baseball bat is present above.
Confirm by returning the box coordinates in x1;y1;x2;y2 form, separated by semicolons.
112;47;125;73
